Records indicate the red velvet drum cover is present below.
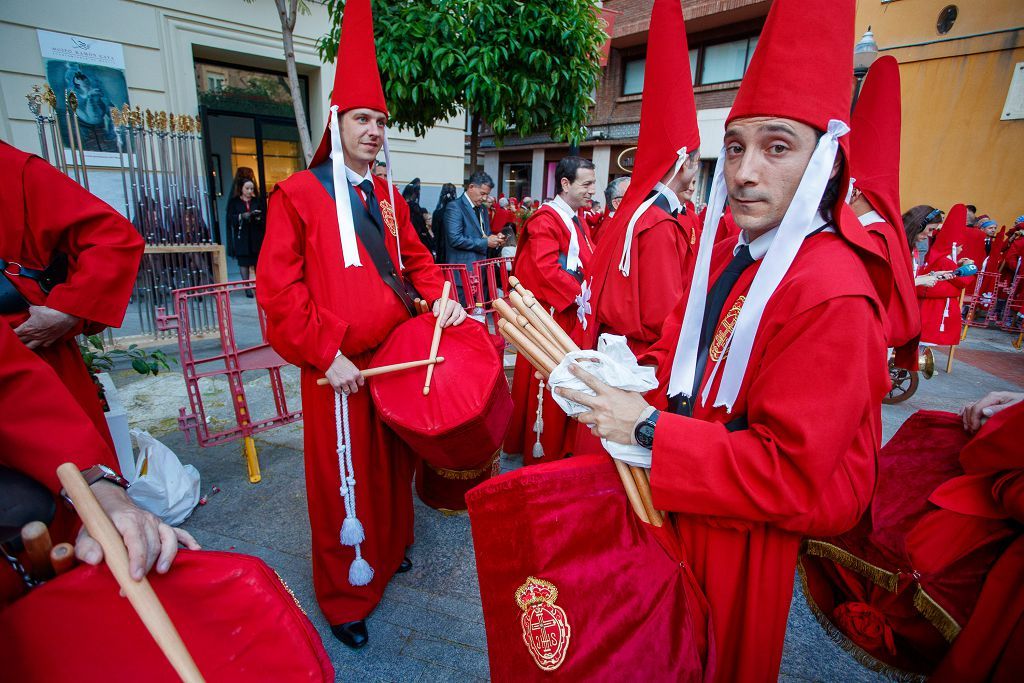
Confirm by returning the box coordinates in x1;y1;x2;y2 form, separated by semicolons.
371;315;512;469
467;455;712;682
415;450;500;513
0;550;333;682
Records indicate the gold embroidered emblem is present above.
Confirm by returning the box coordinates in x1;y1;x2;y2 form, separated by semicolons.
380;200;399;237
709;295;745;362
515;576;571;671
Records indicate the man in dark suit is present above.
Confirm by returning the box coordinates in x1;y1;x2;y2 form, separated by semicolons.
443;171;505;305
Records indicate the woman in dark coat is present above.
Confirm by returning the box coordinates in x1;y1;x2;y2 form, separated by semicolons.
432;182;458;264
226;177;265;295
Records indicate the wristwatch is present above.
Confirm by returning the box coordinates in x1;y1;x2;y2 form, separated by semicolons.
633;409;661;450
60;464;130;506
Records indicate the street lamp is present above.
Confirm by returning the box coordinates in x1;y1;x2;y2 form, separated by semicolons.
852;26;879;109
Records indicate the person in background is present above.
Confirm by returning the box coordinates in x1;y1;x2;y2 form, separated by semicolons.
402;178;427;240
431;183;458;264
965;204;978;227
417;207;439;261
902;205;945;278
490;196;516;235
590;176;630;244
372;159;387;179
226;177;265;296
443;171;504;304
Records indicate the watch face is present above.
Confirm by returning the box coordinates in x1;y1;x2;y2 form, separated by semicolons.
637;423;655;448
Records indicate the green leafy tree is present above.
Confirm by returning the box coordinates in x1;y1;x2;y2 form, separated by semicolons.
318;0;606;172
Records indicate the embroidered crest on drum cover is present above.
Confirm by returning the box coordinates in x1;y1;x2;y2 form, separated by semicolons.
515;576;571;671
380;200;399;237
709;295;745;363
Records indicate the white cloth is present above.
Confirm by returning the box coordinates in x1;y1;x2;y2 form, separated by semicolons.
548;195;583;271
618;147;689;277
548;334;658;467
329;106;362;268
668;119;849;412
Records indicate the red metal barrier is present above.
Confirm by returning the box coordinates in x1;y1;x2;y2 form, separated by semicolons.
962;271;1003;329
438;263;478;309
156;279;301;483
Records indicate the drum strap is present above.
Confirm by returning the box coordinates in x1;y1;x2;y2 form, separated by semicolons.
310;163;420;317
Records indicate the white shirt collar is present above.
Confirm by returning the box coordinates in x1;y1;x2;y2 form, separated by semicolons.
653;182;683;214
550;195;577;221
463;192;478;210
858;209;884;226
734;211;830;261
345;165;373;187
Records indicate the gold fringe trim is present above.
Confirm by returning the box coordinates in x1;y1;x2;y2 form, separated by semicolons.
427;450;501;481
804;540;900;593
912;586;961;642
796;562;927;683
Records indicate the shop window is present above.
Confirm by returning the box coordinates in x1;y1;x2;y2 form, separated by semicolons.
701;37;755;85
502;163;531;200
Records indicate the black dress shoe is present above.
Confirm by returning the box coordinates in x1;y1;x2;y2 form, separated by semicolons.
397;556;413;573
331;620;369;649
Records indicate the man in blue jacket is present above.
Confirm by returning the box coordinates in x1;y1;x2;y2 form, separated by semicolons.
444;171;505;305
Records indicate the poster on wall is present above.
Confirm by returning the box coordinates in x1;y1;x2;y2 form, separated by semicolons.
37;29;130;156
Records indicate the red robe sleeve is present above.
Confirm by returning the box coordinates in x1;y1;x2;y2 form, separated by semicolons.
515;212;584;312
256;189;349;372
0;325;105;492
22;156;144;329
649;295;883;522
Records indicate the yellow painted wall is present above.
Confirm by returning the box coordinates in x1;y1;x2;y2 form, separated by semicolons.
855;0;1024;225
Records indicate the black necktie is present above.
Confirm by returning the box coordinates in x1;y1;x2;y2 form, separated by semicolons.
668;244;756;416
356;179;385;234
476;205;487;236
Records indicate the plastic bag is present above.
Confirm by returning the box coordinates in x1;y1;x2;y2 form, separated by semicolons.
127;428;201;526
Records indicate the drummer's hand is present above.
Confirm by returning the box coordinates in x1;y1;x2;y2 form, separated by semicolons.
75;481;201;580
327;353;364;395
555;364;649;445
960;391;1024;433
434;297;466;328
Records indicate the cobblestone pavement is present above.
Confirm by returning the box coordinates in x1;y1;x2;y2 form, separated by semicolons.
110;296;1022;681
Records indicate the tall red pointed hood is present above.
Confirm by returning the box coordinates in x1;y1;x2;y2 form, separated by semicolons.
616;0;699;222
309;0;389;168
851;55;902;231
928;204;967;267
728;0;853;133
586;0;699;347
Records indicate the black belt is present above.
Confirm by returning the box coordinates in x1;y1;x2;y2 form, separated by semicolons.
0;253;68;314
310;164;420;317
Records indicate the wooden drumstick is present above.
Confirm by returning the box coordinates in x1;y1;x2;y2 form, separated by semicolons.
508;277;579;354
630;468;663;527
423;281;451;395
317;357;445;385
21;521;54;581
50;542;75;575
498;320;557;375
613;460;650;525
56;463;205;683
492;299;562;368
507;291;560;348
499;328;548;379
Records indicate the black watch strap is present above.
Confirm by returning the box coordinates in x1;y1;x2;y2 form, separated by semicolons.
60;465;130;507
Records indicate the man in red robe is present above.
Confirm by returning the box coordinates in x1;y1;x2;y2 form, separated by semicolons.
588;0;701;357
0;140;144;456
504;156;596;464
256;0;464;649
0;324;199;605
559;1;893;679
848;55;922;370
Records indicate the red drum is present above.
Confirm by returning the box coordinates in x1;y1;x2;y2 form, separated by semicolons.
415;451;501;513
371;315;512;509
466;455;712;681
0;550;333;682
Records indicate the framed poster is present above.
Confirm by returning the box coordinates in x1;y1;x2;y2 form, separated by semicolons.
37;29;130;156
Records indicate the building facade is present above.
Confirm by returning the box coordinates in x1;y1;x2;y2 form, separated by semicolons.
856;0;1023;227
477;0;770;207
0;0;465;240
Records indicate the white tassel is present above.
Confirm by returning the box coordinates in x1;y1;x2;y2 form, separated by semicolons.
532;379;545;459
348;555;374;586
340;516;365;546
334;391;374;585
